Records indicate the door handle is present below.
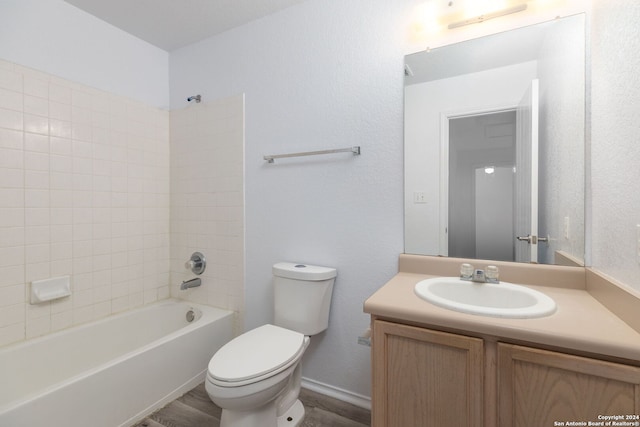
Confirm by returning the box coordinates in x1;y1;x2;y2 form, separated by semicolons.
517;234;537;244
516;235;549;244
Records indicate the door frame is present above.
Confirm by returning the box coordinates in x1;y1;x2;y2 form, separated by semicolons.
439;104;518;257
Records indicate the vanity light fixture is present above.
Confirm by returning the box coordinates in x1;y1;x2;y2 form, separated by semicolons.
484;166;496;174
448;3;528;29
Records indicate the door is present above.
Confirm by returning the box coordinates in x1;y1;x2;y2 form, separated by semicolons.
515;79;539;262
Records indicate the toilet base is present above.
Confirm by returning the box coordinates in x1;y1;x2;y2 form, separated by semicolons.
219;399;305;427
277;399;305;427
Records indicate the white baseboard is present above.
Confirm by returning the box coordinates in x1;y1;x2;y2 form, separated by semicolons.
301;377;371;410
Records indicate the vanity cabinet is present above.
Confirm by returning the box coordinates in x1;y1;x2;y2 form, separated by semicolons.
371;319;640;427
498;343;640;427
371;320;484;427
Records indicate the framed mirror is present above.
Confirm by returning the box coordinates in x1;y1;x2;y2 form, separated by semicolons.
404;14;586;266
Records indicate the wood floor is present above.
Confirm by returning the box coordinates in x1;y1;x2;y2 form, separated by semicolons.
133;383;371;427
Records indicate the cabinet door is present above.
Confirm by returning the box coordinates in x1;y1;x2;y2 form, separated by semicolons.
498;343;640;427
372;320;484;427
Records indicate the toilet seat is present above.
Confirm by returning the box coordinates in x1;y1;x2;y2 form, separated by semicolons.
208;324;306;387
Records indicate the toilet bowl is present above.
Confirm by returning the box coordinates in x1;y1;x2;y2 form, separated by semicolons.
205;324;310;427
205;262;337;427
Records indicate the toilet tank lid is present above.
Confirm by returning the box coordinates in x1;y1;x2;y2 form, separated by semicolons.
273;262;337;281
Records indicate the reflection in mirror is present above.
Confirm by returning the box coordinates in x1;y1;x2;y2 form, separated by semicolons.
404;14;586;266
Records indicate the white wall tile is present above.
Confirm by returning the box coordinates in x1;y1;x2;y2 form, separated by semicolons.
0;87;22;111
49;101;71;122
23;76;49;98
24;95;48;117
0;247;24;268
0;128;23;149
24;133;48;153
0;323;25;348
49;119;71;138
0;69;22;92
0;208;24;227
169;95;244;320
49;84;72;105
0;61;169;345
0;188;23;207
0;60;172;347
24;113;48;135
25;208;49;226
0;168;24;188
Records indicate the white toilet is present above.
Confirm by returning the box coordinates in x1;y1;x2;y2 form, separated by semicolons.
205;262;337;427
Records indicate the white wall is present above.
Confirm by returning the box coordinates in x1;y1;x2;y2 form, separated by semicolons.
590;0;640;291
170;0;412;399
537;14;585;264
0;0;169;109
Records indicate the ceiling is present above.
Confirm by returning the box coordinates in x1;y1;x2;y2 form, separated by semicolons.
63;0;309;51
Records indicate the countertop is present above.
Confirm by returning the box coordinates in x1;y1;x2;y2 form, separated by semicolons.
364;266;640;364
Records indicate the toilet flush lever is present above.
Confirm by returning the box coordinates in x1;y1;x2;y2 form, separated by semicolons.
185;252;206;275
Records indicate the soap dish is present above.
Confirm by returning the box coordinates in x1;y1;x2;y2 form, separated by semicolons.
30;276;71;304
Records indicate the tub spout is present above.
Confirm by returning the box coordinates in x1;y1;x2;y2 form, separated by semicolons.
180;278;201;290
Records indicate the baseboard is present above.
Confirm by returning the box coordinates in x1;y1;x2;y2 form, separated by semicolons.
301;377;371;410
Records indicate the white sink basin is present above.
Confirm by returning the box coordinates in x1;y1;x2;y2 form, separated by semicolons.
414;277;556;319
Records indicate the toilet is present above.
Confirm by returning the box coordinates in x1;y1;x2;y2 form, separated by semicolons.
205;262;337;427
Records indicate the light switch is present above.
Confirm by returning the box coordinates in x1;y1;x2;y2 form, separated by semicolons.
413;191;427;204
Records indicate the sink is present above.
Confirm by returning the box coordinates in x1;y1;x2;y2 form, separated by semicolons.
414;277;556;319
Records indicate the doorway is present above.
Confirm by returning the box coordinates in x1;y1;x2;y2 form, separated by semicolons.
447;110;517;261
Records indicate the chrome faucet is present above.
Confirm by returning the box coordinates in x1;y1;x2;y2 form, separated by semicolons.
472;269;486;283
460;263;500;283
180;277;201;290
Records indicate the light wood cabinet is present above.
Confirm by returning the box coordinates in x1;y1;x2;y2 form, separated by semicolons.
498;343;640;427
371;319;640;427
371;320;484;427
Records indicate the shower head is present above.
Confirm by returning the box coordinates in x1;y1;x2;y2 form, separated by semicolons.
187;94;201;103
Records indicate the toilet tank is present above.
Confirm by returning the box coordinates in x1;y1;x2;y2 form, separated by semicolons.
272;262;336;336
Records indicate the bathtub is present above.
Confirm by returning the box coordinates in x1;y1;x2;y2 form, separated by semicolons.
0;299;233;427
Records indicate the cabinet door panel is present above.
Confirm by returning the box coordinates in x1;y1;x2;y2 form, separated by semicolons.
498;343;640;427
372;320;483;427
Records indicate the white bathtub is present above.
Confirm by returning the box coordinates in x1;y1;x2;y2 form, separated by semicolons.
0;299;233;427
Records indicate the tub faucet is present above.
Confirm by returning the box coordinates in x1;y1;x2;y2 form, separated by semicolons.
180;277;201;290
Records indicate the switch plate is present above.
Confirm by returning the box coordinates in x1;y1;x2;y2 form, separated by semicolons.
413;191;427;204
564;217;570;240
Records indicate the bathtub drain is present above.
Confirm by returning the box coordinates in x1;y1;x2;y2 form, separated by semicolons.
186;310;195;322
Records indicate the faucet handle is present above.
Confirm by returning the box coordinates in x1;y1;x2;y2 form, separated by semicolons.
486;265;500;283
185;252;206;275
460;263;474;280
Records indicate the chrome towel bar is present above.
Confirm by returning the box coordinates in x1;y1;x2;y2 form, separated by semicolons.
264;146;360;163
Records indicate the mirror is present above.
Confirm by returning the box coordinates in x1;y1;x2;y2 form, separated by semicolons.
404;14;586;266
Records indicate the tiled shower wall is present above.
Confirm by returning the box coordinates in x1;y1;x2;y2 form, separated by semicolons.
169;96;245;331
0;59;171;347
